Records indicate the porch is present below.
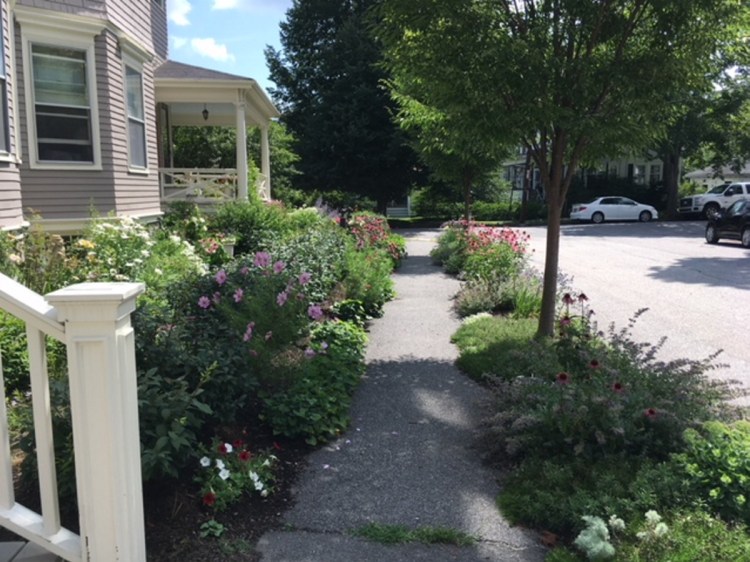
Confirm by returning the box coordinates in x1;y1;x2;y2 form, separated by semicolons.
155;60;279;205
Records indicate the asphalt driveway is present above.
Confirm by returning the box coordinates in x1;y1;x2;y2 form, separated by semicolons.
524;220;750;395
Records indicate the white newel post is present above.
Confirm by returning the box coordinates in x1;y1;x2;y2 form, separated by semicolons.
46;283;146;562
260;124;271;200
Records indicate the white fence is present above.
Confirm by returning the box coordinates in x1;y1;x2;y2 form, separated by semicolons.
159;168;238;203
0;274;146;561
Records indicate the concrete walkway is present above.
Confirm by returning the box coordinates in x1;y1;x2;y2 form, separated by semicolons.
257;230;547;562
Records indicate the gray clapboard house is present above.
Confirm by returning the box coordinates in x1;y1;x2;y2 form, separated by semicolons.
0;0;278;233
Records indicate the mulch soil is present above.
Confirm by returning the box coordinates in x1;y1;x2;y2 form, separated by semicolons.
144;432;312;562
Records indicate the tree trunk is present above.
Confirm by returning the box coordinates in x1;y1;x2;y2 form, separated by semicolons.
663;152;681;218
463;167;473;221
537;187;563;337
520;150;532;223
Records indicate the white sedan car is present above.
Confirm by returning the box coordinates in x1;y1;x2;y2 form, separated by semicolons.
570;196;658;223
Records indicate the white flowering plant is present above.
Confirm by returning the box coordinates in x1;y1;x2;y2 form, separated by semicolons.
195;437;277;512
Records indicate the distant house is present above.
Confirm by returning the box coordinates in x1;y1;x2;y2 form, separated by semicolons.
0;0;279;233
684;166;750;190
504;147;664;199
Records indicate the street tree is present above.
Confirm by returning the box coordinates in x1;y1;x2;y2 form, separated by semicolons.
378;0;748;336
266;0;425;210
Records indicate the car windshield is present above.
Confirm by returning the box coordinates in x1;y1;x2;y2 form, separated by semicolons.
707;185;729;194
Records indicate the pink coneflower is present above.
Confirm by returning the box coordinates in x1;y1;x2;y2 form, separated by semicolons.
273;260;286;274
276;291;288;306
562;293;574;305
612;382;624;393
298;272;312;285
254;251;271;268
560;316;572;327
644;408;657;419
556;372;571;385
578;293;589;302
233;288;244;303
589;359;600;369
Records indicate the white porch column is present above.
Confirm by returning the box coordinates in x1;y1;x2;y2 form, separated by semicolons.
260;124;271;200
46;282;147;562
235;98;249;201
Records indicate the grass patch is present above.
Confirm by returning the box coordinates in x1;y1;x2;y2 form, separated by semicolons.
451;316;540;380
353;523;476;546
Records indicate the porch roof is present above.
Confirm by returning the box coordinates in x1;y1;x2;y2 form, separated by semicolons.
154;59;280;127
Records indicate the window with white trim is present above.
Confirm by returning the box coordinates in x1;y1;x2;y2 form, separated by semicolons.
31;44;93;163
124;65;147;169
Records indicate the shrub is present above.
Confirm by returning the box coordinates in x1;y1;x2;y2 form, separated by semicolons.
672;420;750;525
8;223;78;293
210;200;291;255
348;212;407;267
463;239;525;283
497;456;685;537
342;246;395;318
138;367;212;481
259;320;367;444
482;310;741;463
160;201;209;243
454;280;506;317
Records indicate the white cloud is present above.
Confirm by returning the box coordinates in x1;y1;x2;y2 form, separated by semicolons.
168;0;192;26
191;38;236;62
172;36;188;50
212;0;240;9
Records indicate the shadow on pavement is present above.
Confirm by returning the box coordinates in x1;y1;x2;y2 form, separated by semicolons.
648;255;750;288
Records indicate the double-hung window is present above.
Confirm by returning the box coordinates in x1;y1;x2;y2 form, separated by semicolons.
124;65;147;169
31;44;93;163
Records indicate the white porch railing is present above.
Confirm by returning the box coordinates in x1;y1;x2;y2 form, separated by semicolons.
0;274;146;561
159;168;238;203
257;172;270;201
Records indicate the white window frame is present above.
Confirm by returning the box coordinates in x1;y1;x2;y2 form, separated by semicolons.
0;2;10;159
20;27;102;170
122;57;148;173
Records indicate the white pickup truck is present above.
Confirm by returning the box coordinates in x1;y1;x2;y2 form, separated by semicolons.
678;182;750;218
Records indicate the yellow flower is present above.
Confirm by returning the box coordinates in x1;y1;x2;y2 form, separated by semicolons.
77;239;96;250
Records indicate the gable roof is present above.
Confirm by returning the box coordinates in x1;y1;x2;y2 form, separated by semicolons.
155;60;252;82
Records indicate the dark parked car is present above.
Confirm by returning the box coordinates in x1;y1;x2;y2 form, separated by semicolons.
705;198;750;247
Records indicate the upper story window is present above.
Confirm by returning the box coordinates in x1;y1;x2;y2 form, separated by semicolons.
124;64;147;169
31;44;93;163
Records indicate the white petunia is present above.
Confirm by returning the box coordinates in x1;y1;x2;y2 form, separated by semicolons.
219;468;230;480
199;456;211;468
224;443;233;454
216;459;225;470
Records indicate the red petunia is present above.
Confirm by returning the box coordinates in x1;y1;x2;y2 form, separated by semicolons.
239;450;252;462
612;382;624;393
589;359;600;369
218;443;228;455
273;441;283;451
233;439;245;449
556;372;571;385
202;492;216;507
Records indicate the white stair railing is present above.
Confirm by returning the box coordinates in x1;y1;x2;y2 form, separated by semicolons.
0;274;146;561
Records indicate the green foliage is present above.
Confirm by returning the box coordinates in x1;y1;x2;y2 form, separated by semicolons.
259;320;367;444
451;316;543;380
497;456;684;537
211;200;291;255
482;312;739;463
266;0;425;207
0;312;29;393
161;202;210;243
199;519;226;539
672;421;750;525
348;212;407;267
353;523;476;546
138;367;212;481
453;281;506;318
331;299;368;328
463;242;524;284
430;225;468;274
0;231;20;279
615;510;750;562
8;223;77;293
342;246;395;318
194;437;277;512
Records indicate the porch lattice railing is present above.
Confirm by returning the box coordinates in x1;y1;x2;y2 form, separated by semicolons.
0;274;146;561
159;168;238;203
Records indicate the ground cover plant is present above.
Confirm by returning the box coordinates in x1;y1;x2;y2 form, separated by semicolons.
0;200;403;559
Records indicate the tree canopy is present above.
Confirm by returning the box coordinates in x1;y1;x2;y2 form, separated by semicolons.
265;0;425;209
378;0;749;336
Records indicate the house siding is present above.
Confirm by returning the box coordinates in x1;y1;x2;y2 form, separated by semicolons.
0;0;22;230
105;1;168;63
13;1;162;226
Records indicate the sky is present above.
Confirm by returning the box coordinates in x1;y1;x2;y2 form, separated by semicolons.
166;0;293;95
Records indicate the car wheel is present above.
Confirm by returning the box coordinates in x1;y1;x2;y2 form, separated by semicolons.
638;211;652;222
742;229;750;248
704;203;720;219
591;212;604;224
705;225;719;244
